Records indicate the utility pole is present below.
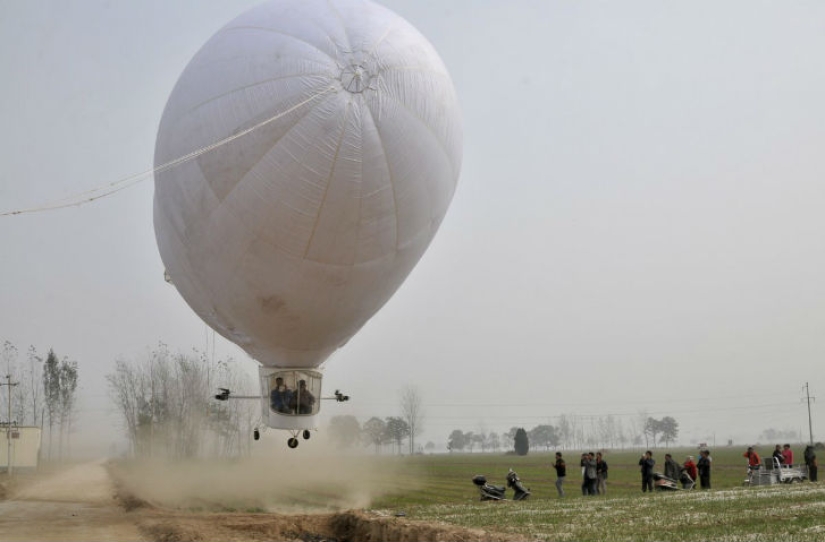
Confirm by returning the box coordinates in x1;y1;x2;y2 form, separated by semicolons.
2;374;19;475
804;382;815;446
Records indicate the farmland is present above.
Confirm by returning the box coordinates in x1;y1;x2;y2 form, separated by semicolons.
2;446;822;541
366;446;824;541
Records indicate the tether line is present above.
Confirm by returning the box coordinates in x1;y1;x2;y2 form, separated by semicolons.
1;85;336;217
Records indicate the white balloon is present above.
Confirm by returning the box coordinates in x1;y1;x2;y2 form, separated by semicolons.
154;0;462;370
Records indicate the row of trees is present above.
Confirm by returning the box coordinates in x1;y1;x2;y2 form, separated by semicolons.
325;386;427;454
328;414;435;454
446;415;682;454
643;416;680;447
447;427;528;454
1;340;79;461
106;343;257;459
327;412;683;456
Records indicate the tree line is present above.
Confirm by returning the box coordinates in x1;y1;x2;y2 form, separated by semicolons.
106;343;257;459
326;386;427;454
1;340;79;461
446;414;681;454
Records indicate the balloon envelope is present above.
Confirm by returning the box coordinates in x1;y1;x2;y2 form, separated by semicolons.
153;0;462;369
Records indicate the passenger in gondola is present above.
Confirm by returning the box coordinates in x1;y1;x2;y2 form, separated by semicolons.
289;379;316;414
270;377;292;413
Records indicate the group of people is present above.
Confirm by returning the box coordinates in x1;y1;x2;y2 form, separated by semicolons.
550;444;819;498
770;443;795;466
641;450;712;491
745;443;795;468
550;451;609;497
744;443;818;482
551;449;713;497
269;376;316;414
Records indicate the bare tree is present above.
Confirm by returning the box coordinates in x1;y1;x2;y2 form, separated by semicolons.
328;415;361;448
400;385;424;454
107;358;144;457
644;417;661;448
635;410;650;448
384;416;410;455
557;415;572;449
57;357;78;459
42;349;60;460
487;432;501;452
1;341;22;424
362;417;387;454
107;344;254;460
1;342;45;427
24;346;43;426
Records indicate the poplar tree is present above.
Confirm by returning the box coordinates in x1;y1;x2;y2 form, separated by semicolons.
514;427;530;456
42;349;60;460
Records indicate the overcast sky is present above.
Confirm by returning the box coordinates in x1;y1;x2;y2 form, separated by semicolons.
1;0;823;453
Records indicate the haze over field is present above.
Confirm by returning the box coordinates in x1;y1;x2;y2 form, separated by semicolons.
1;1;823;455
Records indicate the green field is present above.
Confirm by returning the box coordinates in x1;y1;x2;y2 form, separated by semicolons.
104;446;823;541
362;447;824;541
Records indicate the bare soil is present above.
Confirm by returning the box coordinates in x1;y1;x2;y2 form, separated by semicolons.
0;460;524;542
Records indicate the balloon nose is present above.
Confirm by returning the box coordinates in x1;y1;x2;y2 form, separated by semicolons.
340;62;375;94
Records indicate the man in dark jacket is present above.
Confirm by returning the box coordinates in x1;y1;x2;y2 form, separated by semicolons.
639;450;655;492
583;452;598;495
553;452;566;497
596;452;609;495
804;445;818;482
697;450;712;489
664;453;681;481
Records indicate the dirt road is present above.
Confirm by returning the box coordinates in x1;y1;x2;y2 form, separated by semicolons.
0;460;523;542
0;460;145;542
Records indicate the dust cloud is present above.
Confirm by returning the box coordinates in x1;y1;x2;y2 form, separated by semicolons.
14;459;116;503
111;441;415;513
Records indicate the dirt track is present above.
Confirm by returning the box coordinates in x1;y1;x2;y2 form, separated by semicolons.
0;461;524;542
0;460;143;542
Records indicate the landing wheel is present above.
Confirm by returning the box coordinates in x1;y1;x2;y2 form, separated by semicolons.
288;437;299;448
253;429;260;441
303;430;311;440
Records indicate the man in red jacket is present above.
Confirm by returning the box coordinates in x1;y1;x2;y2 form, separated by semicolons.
744;446;761;468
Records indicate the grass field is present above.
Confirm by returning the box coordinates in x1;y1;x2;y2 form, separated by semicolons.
362;446;824;541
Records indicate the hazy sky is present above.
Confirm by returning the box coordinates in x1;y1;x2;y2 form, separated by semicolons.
1;0;823;453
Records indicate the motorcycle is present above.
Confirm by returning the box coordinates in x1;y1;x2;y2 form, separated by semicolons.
472;469;531;501
506;468;531;500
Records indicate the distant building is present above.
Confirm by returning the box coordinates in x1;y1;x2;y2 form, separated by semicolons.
1;426;42;470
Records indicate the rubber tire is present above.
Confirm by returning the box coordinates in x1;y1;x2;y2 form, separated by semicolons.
303;430;311;440
288;437;299;448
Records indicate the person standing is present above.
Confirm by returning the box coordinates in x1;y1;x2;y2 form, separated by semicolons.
743;446;761;469
804;445;818;482
664;453;681;481
580;453;588;495
782;444;794;467
553;452;567;497
639;451;655;492
583;452;598;495
596;452;608;495
683;456;698;489
773;444;784;465
697;450;712;489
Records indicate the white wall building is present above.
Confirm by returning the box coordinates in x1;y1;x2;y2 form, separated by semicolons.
1;426;42;470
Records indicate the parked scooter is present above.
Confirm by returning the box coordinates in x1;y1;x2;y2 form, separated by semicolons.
472;469;531;501
506;469;531;500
